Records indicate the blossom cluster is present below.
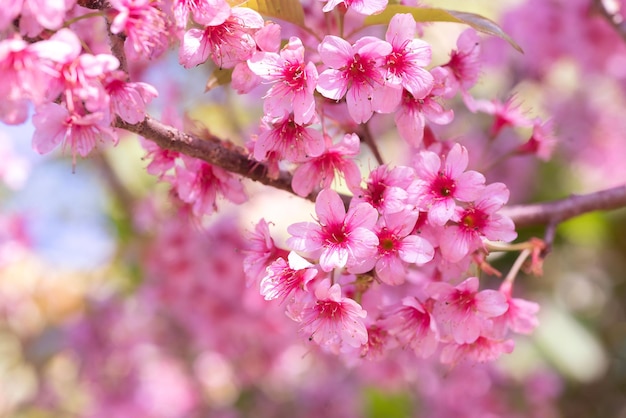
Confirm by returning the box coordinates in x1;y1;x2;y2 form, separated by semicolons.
244;142;538;363
0;0;550;368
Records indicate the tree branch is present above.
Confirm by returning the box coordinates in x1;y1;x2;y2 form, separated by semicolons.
500;185;626;227
114;116;320;201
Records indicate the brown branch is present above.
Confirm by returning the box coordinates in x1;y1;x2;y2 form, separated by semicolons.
116;115;626;229
114;116;320;201
501;185;626;227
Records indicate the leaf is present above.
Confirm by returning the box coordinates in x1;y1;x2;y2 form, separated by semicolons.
205;68;233;92
229;0;305;28
363;6;522;53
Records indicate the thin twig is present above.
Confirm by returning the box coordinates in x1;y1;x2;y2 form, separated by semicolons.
358;123;384;165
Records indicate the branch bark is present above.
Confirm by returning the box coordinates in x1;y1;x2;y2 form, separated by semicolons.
114;116;318;201
500;185;626;227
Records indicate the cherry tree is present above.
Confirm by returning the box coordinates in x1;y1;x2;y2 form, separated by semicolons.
1;0;625;416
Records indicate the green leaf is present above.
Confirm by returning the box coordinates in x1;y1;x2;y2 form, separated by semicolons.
205;67;233;91
364;6;522;53
229;0;305;27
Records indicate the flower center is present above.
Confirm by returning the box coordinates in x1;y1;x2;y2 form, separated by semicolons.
432;172;455;197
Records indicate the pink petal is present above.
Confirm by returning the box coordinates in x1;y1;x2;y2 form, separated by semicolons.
315;189;346;226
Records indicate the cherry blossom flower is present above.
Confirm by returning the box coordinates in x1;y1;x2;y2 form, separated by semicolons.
287;188;378;272
260;251;317;302
440;336;515;365
410;143;485;226
174;155;248;217
172;0;231;28
248;37;319;125
0;35;52;123
395;67;454;147
299;279;368;349
517;118;557;161
231;22;282;94
230;22;280;93
291;133;362;197
428;276;508;344
31;103;117;165
243;218;289;287
353;165;414;215
110;0;169;59
0;35;54;105
104;70;158;124
373;13;434;113
179;7;263;69
381;297;439;358
359;324;393;360
439;182;517;263
316;36;392;124
321;0;387;15
491;280;540;338
254;113;325;163
466;95;533;137
34;29;119;115
352;210;434;285
0;0;23;31
2;0;72;33
141;138;180;178
442;28;482;95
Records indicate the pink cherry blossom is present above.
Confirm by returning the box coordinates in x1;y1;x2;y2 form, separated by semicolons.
517;118;557;161
179;7;263;69
242;218;289;287
248;37;318;125
0;0;23;31
174;155;248;217
110;0;169;59
442;28;482;95
104;70;158;124
31;103;117;165
141;138;180;178
395;84;454;147
373;13;434;113
360;324;395;360
291;133;362;197
3;0;73;33
260;251;317;302
491;280;540;338
317;36;392;124
172;0;231;28
428;276;508;344
466;94;533;137
286;188;378;272
380;296;439;358
410;143;486;226
321;0;387;15
0;35;53;104
299;279;368;349
384;14;433;97
440;336;515;365
254;113;325;163
355;210;434;285
0;35;54;124
34;29;119;115
439;182;517;263
231;22;281;94
353;165;414;215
